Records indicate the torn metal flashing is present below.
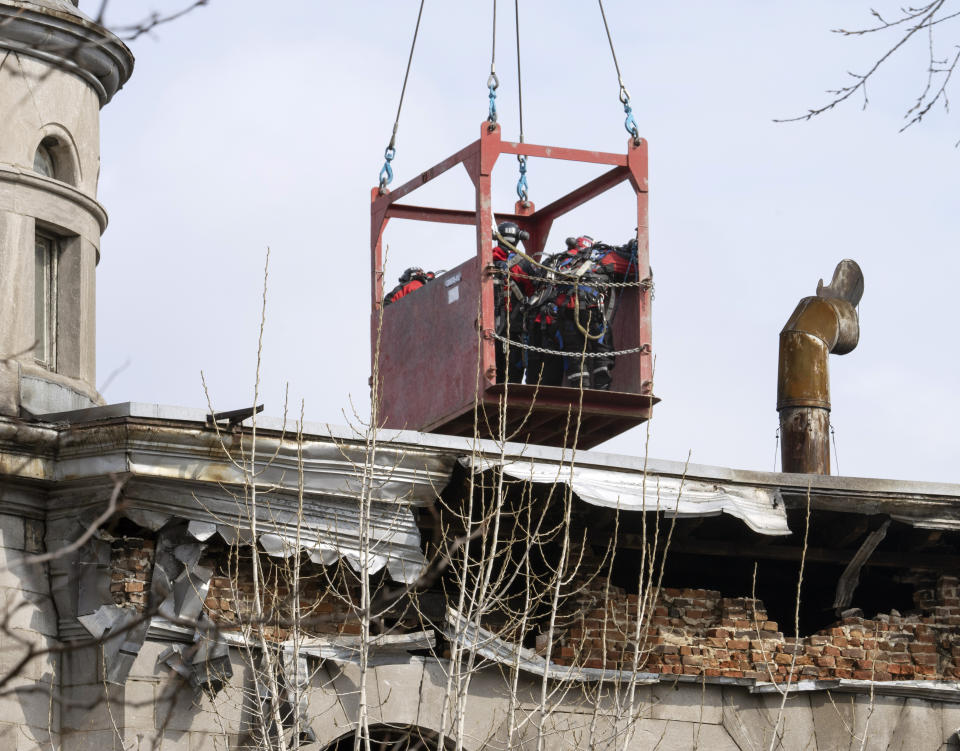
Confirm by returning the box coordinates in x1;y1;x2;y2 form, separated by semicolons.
465;457;790;536
121;500;426;585
445;608;661;684
154;621;435;668
749;677;960;703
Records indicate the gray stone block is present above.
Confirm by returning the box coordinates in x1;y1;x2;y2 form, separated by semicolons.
888;697;944;751
693;722;743;751
61;683;119;733
59;729;125;751
308;664;353;748
942;703;960;749
122;678;155;732
650;682;722;725
0;514;25;551
624;718;669;749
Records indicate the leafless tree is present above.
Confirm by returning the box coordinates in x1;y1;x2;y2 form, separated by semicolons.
781;1;960;140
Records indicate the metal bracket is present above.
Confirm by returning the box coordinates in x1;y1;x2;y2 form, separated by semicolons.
206;404;264;429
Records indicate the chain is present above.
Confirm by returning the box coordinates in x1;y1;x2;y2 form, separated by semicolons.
492;332;648;358
490;265;654;292
491;229;653;291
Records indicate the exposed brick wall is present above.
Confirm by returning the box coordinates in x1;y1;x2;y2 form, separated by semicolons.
202;566;361;638
552;576;960;683
109;536;155;612
106;529;444;644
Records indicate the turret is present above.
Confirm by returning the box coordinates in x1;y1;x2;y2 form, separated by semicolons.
0;0;133;415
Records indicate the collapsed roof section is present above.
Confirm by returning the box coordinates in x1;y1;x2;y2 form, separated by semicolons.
4;402;960;692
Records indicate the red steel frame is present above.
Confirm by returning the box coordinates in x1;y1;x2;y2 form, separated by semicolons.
371;122;655;448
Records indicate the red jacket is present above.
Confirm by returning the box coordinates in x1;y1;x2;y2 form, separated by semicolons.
493;246;537;308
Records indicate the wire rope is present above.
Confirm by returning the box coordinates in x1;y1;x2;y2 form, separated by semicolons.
514;0;529;204
487;0;499;125
597;0;641;145
378;0;426;193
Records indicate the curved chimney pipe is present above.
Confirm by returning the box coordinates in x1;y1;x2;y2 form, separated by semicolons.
777;260;863;474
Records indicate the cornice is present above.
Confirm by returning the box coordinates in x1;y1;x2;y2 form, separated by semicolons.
0;163;108;232
0;2;134;105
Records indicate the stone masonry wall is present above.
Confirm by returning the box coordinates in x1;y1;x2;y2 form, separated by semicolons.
552;575;960;683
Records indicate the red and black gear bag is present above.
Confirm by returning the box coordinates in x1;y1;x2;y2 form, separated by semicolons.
594;240;639;283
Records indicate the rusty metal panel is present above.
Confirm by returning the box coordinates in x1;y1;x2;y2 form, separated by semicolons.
608;286;643;394
377;257;482;432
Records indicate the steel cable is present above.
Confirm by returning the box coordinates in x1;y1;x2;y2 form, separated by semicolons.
487;0;500;125
597;0;641;145
514;0;529;203
378;0;426;193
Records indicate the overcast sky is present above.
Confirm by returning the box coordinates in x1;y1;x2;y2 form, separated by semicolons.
79;1;960;483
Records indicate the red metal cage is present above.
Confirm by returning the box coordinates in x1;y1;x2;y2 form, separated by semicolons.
371;123;656;449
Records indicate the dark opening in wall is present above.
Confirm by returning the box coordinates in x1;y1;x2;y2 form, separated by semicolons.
323;725;455;751
604;513;923;635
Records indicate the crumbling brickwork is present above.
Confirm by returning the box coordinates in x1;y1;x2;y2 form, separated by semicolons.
107;530;432;642
109;536;155;612
202;566;361;638
553;576;960;682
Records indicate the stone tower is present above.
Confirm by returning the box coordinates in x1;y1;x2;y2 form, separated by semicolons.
0;0;133;415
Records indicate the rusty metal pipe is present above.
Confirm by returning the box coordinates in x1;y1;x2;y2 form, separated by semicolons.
777;260;863;474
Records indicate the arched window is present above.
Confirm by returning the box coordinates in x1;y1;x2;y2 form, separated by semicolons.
33;142;56;178
323;726;454;750
32;133;79;185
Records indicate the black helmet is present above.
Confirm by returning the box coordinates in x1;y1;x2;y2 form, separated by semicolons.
565;235;594;251
399;267;423;284
496;221;529;248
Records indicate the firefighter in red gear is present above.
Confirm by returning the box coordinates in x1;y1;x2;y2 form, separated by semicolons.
548;235;619;390
493;221;537;383
523;236;590;386
384;267;435;305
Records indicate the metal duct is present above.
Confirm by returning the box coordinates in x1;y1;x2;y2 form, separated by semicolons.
777;260;863;474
